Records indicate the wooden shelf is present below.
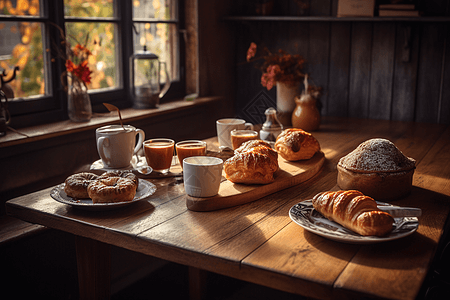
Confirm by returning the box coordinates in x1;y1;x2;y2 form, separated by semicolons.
223;16;450;22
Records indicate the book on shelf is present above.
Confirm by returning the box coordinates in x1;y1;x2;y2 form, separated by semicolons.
378;9;421;17
337;0;375;17
378;4;415;10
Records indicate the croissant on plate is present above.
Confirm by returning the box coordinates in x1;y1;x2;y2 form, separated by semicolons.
312;190;394;236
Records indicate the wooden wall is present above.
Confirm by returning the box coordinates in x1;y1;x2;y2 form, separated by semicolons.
229;0;450;125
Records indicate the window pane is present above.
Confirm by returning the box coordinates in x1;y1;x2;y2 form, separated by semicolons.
0;0;41;17
0;21;45;99
64;0;113;18
65;22;117;90
133;22;178;82
132;0;176;20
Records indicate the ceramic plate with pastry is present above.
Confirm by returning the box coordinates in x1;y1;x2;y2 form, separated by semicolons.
275;128;320;161
51;170;156;210
289;190;419;244
224;140;278;184
337;138;416;201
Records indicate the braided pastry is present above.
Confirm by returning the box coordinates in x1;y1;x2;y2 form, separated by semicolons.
312;190;394;236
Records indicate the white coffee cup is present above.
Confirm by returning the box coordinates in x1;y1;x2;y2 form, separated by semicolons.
96;124;145;168
183;156;224;198
216;118;253;149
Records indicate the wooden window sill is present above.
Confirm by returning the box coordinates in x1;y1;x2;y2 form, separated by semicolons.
0;97;222;148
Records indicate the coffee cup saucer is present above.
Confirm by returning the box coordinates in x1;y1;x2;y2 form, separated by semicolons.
90;155;153;176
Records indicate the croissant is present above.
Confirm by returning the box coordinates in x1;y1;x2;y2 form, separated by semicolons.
224;140;278;184
312;190;394;236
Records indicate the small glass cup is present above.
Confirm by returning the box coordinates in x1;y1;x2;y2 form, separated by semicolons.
143;138;175;174
230;129;258;150
176;140;207;169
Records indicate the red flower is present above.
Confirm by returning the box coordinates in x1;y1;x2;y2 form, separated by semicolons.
74;61;92;84
66;59;92;84
247;42;257;62
247;43;305;90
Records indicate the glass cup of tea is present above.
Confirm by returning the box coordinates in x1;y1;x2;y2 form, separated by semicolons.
176;140;207;169
143;138;175;174
230;129;258;150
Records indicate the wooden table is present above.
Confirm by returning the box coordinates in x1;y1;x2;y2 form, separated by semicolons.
6;117;450;300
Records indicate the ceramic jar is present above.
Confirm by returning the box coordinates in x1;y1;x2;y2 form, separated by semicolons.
291;93;320;131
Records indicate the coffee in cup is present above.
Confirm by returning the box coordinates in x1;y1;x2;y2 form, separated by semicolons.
96;125;145;169
176;140;207;169
144;138;175;174
230;129;258;150
216;118;253;150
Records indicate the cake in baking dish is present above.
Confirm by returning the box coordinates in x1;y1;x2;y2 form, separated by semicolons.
337;138;416;201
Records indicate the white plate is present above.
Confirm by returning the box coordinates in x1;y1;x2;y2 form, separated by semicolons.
289;200;419;244
50;179;156;211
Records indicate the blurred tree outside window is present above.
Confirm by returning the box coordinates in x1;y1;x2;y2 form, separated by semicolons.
0;0;180;127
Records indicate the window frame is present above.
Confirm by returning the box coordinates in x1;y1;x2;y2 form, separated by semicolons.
1;0;185;128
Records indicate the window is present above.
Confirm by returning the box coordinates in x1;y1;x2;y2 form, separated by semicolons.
0;0;184;128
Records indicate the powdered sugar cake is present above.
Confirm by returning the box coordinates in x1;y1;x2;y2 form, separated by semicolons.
337;138;416;201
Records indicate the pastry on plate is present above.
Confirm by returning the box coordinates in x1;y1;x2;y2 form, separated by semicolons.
312;190;394;236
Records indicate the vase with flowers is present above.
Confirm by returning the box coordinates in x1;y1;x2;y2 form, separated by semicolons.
66;42;93;122
51;25;94;122
247;42;306;126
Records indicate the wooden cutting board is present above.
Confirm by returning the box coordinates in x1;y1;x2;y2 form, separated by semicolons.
186;151;326;211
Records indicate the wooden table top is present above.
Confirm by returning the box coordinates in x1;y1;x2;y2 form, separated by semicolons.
6;117;450;300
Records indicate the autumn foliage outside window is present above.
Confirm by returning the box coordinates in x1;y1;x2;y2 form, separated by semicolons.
0;0;117;100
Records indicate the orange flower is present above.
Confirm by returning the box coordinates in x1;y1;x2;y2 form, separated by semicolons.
246;42;257;62
65;60;75;72
73;44;92;58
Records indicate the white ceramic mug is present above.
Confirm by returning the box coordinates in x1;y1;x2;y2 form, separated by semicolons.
216;118;253;149
96;124;145;168
183;156;224;198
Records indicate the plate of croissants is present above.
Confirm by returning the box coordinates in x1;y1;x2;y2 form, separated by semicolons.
50;170;156;210
289;190;419;244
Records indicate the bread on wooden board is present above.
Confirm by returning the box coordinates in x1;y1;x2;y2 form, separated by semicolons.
275;128;320;161
224;140;278;184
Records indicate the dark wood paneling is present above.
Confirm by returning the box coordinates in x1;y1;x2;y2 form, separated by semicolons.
308;22;330;111
441;23;450;124
415;23;446;123
327;22;351;116
230;0;450;125
391;23;419;122
369;22;396;120
349;22;372;119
